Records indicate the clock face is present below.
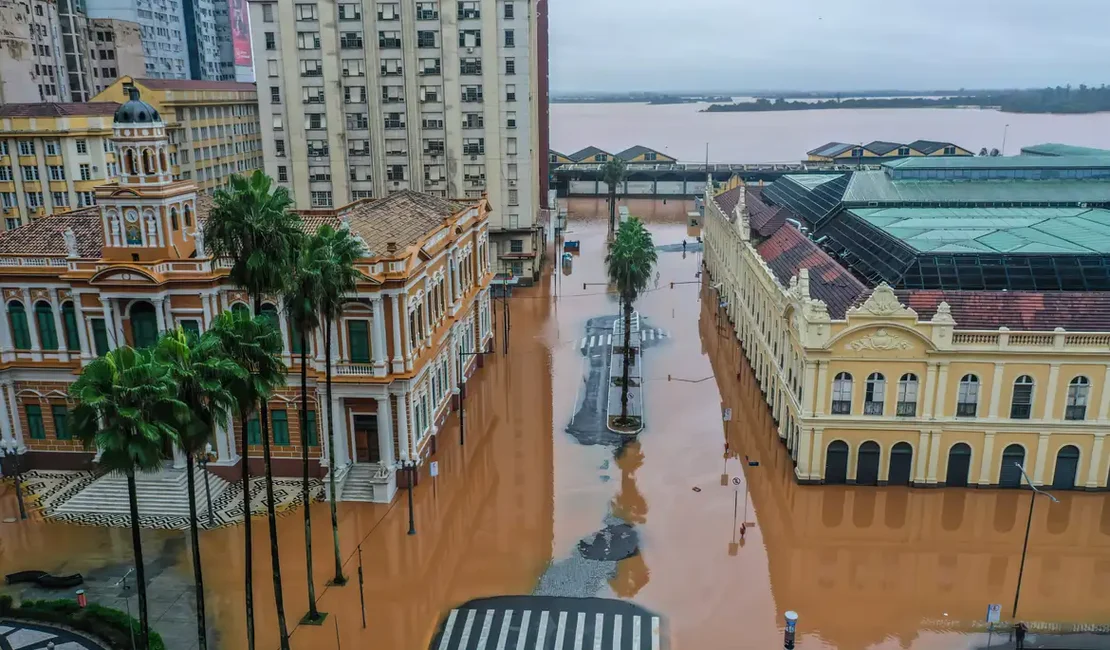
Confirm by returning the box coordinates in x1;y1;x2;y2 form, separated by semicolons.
125;211;139;223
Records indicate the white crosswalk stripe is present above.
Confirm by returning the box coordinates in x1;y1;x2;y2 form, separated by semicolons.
555;611;569;650
574;612;586;650
534;610;548;649
458;609;477;649
495;609;513;650
651;617;661;650
516;611;531;650
612;614;622;650
436;606;659;650
477;610;495;649
594;613;605;650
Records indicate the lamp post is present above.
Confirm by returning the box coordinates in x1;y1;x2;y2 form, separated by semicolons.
456;349;484;447
404;460;416;535
197;442;215;526
1012;462;1058;619
1;438;27;520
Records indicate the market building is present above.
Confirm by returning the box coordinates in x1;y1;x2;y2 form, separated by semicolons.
0;88;495;505
703;152;1110;490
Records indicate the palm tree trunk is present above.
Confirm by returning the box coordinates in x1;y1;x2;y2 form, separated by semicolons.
608;187;616;237
241;413;255;650
324;317;346;584
125;470;150;650
300;333;320;621
186;454;208;650
621;297;632;421
259;401;291;650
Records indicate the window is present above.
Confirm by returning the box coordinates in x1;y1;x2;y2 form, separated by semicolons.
246;414;261;444
378;2;399;19
1066;376;1089;420
507;189;518;205
60;302;80;351
295;3;317;19
504;2;514;18
506;138;518;155
271;410;290;445
510;239;523;253
463;138;484;155
387;165;405;181
80;164;91;181
460;57;482;75
340;31;363;48
270;86;281;103
303;87;326;104
22;166;39;181
344;86;367;104
297;32;320;50
0;167;9;181
458;0;479;18
307;140;328;156
347;320;370;362
831;372;852;414
275;139;286;157
77;191;94;207
463;164;484;180
265;32;276;50
306;113;326;129
309;166;330;182
385;139;407;156
267;60;279;77
419;85;440;103
52;192;68;207
91;318;109;355
44;140;58;155
25;192;43;208
277;165;288;182
416;2;438;19
379;30;401;48
347;112;369;129
305;410;318;445
300;60;323;76
957;374;979;416
382;85;404;103
505;58;515;75
462;85;483;103
380;58;401;76
338;3;361;19
18;140;35;156
26;405;45;440
898;146;910;156
944;146;957;155
8;302;30;350
272;115;284;131
506;84;517;102
459;29;481;47
310;191;332;207
504;29;515;47
262;4;273;21
895;373;918;416
419;57;441;75
422;112;444;129
417;30;437;48
1010;375;1034;419
180;320;200;341
506;111;517;129
52;404;70;440
424;139;444;155
383;112;404;129
75;139;87;154
462;112;484;129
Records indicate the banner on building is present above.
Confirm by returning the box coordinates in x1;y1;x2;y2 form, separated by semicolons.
230;0;253;67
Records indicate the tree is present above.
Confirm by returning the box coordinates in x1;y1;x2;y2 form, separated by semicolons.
601;158;627;238
206;170;302;650
155;327;244;650
205;311;286;650
606;218;657;425
284;231;326;622
69;347;187;650
314;224;364;585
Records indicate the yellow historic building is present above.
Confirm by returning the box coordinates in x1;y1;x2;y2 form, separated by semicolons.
806;140;974;163
0;89;494;504
704;155;1110;490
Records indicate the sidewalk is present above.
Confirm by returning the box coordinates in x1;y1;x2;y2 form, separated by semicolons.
977;631;1110;650
0;619;107;650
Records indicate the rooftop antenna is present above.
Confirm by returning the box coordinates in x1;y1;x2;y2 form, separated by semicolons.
705;142;711;190
1001;124;1010;156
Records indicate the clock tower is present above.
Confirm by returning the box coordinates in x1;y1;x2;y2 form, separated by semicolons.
96;86;201;263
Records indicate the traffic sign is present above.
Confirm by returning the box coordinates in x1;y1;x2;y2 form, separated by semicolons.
986;604;1001;624
732;477;741;486
430;461;439;477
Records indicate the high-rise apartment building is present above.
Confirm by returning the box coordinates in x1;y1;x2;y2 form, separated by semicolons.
0;0;71;103
184;0;233;80
86;0;189;78
250;0;549;281
57;0;93;101
88;18;147;95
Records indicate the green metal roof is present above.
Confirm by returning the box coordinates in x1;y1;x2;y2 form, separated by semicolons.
848;207;1110;254
1020;143;1110;157
884;155;1110;169
782;174;843;189
843;170;1110;204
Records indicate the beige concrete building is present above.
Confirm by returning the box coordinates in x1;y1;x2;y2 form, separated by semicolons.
0;0;71;103
88;18;146;96
248;0;549;283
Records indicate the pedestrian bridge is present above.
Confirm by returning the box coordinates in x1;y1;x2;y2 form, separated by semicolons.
432;595;662;650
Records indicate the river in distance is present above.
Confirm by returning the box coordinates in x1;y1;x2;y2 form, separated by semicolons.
550;101;1110;163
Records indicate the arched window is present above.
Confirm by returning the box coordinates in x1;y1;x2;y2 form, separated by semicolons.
129;301;158;348
1010;375;1034;419
956;374;980;417
142;148;155;174
896;373;918;416
259;303;279;330
158;149;168;173
8;301;30;350
184;204;193;227
1052;445;1080;490
999;444;1026;488
61;301;80;350
231;302;250;319
864;372;885;415
125;149;137;175
33;301;58;350
1066;376;1090;421
170;208;179;231
831;372;852;414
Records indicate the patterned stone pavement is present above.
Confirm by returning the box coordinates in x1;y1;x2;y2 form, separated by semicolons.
0;620;106;650
19;469;324;530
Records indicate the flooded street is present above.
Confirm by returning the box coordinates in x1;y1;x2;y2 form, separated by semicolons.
5;209;1110;649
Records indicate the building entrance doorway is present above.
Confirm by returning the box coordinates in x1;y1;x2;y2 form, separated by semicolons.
352;414;380;463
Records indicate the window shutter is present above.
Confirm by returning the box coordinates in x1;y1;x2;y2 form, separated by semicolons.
347;320;370;363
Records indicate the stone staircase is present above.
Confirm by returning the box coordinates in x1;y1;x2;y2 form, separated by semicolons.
54;465;231;518
336;463;393;503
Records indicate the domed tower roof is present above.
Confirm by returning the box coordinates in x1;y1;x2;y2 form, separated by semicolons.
113;86;161;125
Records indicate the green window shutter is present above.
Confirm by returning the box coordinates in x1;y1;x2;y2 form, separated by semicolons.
131;305;158;348
247;415;261;444
52;404;69;440
9;302;30;350
231;303;250;319
272;409;289;445
91;318;109;356
35;302;58;350
180;319;201;341
290;319;304;355
305;410;318;446
62;302;80;350
347;320;370;363
260;305;279;331
26;405;44;439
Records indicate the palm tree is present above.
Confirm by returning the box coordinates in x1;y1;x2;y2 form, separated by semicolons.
284;232;326;621
606;217;657;424
155;327;245;650
69;346;187;650
601;158;627;238
206;311;286;650
206;170;302;650
314;224;364;585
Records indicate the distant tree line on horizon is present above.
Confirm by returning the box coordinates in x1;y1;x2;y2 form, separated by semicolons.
704;84;1110;114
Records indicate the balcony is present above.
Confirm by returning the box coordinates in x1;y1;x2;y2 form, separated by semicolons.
335;362;376;376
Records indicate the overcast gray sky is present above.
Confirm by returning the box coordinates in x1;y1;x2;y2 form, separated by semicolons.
549;0;1110;93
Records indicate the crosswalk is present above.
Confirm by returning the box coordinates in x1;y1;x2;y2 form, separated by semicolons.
435;606;662;650
579;329;668;352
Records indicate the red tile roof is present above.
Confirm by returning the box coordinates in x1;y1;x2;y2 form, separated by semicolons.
894;289;1110;331
135;78;256;92
715;186;744;217
756;224;867;319
0;208;103;257
0;103;119;118
746;189;789;237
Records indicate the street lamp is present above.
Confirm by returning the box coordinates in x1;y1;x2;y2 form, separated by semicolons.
403;460;416;535
1012;462;1058;618
196;442;215;526
0;438;27;520
457;349;485;446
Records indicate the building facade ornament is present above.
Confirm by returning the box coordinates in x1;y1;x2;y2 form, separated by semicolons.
850;282;916;318
846;328;912;351
62;228;78;258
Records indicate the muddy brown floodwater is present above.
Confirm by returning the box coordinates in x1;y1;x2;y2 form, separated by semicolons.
4;209;1110;650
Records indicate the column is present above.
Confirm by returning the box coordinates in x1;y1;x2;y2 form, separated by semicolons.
927;433;942;485
978;431;996;486
99;297;116;350
49;289;67;356
390;293;404;373
371;296;387;376
22;289;41;360
401;294;413;371
332;394;349;467
163;298;174;331
375;395;394;469
1043;363;1061;421
395;391;411;461
987;363;1005;418
172;442;187;469
914;430;930;484
314;321;326;364
933;362;949;419
201;293;212;328
276;298;291;364
152;297;167;332
0;295;14;362
214;413;234;462
810;428;824;482
1099;365;1110;421
317;388;330;469
795;427;812;480
814;361;828;416
450;326;460;395
7;382;23;448
111;300;125;347
72;294;91;361
1086;435;1105;489
0;380;12;443
1032;432;1051;485
922;362;938;419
